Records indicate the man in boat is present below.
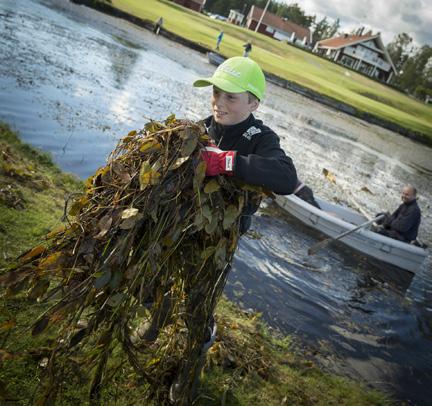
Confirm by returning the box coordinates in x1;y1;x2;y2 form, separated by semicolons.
375;184;421;243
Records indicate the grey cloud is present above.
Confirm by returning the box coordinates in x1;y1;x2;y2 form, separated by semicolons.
299;0;431;45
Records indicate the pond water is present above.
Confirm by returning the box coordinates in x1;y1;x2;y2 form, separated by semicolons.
1;0;431;403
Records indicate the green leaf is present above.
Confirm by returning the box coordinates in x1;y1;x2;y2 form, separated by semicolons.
193;161;207;190
144;120;164;132
32;316;49;336
200;246;216;260
94;270;112;289
205;214;219;235
202;205;212;223
109;271;123;290
28;279;50;300
214;238;227;269
223;205;238;229
204;179;221;194
107;293;125;307
180;134;198;157
139;161;161;190
165;114;176;125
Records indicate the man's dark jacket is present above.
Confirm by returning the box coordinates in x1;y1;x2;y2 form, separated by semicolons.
386;199;421;242
204;114;298;232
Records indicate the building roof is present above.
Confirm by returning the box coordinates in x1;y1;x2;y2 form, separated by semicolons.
316;34;375;49
247;5;310;40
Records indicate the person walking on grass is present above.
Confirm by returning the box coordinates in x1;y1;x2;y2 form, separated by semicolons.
243;40;252;57
215;30;224;51
154;16;163;35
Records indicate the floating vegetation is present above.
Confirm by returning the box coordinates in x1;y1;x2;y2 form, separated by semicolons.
0;116;265;405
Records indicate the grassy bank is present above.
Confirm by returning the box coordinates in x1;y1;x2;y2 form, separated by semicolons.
109;0;431;139
0;124;390;404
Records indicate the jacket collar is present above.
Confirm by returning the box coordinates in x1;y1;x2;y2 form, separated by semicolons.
205;114;256;142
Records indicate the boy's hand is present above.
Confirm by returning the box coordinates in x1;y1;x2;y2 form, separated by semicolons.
200;143;236;176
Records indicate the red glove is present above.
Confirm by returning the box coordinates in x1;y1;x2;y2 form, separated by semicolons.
200;143;236;176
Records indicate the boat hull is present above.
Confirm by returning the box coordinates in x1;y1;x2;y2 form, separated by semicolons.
275;195;427;274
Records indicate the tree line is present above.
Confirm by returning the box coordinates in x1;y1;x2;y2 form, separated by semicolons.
386;34;432;100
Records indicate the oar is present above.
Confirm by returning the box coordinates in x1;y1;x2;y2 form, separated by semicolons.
308;214;385;255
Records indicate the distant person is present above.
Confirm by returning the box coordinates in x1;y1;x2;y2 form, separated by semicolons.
215;30;224;51
154;16;163;35
243;40;252;57
374;184;421;243
294;180;321;209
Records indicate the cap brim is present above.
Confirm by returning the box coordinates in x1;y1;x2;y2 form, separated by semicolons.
193;76;245;94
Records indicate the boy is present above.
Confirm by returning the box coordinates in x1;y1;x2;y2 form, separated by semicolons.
139;57;298;402
169;57;298;401
195;56;298;232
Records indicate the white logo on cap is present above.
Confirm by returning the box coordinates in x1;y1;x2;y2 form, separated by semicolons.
218;65;241;78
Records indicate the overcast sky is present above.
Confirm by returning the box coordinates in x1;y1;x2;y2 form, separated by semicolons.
295;0;432;46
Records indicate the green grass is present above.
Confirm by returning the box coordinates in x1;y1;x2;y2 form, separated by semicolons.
0;124;391;405
109;0;432;139
0;123;83;267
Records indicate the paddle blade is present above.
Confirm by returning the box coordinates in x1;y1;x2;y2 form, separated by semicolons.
308;238;331;255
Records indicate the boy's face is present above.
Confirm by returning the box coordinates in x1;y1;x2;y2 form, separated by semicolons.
211;87;259;126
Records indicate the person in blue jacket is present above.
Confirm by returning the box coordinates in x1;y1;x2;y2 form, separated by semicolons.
215;30;224;50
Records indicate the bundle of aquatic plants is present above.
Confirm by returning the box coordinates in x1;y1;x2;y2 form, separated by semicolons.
0;116;263;404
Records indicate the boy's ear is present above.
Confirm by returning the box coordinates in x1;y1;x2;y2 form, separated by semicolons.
249;99;259;112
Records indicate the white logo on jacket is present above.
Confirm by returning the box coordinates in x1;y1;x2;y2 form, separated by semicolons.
225;155;233;171
242;126;261;140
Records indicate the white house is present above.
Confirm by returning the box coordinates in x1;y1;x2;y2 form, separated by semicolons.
228;9;244;26
313;31;397;83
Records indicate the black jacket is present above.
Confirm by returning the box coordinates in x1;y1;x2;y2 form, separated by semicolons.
387;199;421;242
204;114;297;194
203;114;298;232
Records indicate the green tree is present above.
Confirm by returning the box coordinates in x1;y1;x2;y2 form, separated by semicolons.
311;17;340;43
386;32;414;71
393;44;432;100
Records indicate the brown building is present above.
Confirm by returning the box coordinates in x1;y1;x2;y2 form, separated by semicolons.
174;0;205;13
245;5;311;47
313;32;397;83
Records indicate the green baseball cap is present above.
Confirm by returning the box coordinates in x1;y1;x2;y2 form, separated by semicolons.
193;56;266;100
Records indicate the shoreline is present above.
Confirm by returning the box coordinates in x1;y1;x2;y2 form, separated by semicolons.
70;0;432;147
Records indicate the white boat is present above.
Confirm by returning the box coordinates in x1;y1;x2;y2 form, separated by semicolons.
207;52;226;67
275;195;427;274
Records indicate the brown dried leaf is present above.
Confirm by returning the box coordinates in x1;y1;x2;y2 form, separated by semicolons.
94;215;113;239
139;161;161;190
19;245;46;263
322;168;336;184
0;319;16;331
